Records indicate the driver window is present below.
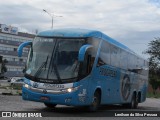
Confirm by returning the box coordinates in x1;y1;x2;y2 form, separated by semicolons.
80;38;100;76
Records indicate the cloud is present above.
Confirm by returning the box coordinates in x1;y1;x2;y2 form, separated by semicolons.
0;0;160;58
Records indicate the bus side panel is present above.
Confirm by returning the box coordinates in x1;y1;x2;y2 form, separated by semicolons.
120;70;148;104
119;70;134;104
75;76;93;105
89;65;122;105
137;74;148;103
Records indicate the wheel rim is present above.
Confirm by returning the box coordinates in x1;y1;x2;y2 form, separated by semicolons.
131;95;138;108
89;92;100;111
92;96;98;107
131;98;135;108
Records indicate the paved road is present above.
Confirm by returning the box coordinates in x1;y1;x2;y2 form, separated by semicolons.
0;95;160;120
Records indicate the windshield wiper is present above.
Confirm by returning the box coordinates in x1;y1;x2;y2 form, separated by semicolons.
50;61;62;84
53;64;62;84
34;55;49;79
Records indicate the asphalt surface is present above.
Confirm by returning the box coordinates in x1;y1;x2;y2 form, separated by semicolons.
0;95;160;120
0;95;160;111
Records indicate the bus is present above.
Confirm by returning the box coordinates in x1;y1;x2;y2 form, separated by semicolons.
18;28;149;111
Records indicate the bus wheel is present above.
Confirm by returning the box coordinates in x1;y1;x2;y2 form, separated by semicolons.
44;103;57;108
130;93;138;109
88;91;100;112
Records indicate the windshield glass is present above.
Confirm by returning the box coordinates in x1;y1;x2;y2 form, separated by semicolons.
26;37;85;83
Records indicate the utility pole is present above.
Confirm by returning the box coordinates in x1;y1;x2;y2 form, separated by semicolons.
43;9;62;29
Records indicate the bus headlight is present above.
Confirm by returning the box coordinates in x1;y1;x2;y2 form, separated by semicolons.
67;88;72;92
62;86;80;93
24;84;30;89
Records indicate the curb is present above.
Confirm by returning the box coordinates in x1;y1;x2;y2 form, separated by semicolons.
2;92;13;95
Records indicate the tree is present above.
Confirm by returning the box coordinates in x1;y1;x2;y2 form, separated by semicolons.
145;37;160;94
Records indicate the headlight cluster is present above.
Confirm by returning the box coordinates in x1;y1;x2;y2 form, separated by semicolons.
61;86;80;93
24;84;30;89
23;83;80;94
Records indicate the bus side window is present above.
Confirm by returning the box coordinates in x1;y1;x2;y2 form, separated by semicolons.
110;45;120;68
120;49;128;70
97;58;105;66
97;41;110;66
79;53;92;78
87;56;95;74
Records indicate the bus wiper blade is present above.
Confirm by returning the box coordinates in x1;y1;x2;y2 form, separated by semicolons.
34;55;49;79
53;64;62;84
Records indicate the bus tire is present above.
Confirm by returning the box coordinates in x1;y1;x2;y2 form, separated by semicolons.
138;92;141;103
44;103;57;108
130;93;138;109
122;93;138;109
88;91;101;112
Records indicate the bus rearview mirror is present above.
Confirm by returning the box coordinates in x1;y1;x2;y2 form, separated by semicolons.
78;44;93;62
18;41;32;57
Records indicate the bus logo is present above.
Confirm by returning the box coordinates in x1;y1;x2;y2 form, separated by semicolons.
99;67;117;77
121;75;131;101
43;89;47;94
33;82;39;88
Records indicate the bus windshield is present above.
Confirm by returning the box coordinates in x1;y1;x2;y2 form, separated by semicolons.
25;37;85;83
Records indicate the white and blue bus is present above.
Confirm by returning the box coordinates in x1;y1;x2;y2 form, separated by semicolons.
18;28;148;111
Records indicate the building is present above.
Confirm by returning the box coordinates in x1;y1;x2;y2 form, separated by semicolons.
0;24;35;77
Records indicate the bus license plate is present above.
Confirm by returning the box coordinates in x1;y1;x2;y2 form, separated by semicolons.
40;96;50;101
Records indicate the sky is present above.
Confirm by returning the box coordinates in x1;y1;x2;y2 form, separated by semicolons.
0;0;160;59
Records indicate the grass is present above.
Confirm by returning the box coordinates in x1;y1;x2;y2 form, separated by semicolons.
147;92;160;98
11;85;22;90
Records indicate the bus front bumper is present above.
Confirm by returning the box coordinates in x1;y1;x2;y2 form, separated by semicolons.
22;86;88;106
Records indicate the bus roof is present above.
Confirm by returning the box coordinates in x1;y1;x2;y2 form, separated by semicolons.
38;28;135;55
38;28;101;38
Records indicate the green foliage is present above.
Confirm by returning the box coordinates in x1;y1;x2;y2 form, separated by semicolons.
146;38;160;70
11;85;22;90
145;37;160;94
149;75;160;95
147;92;160;98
